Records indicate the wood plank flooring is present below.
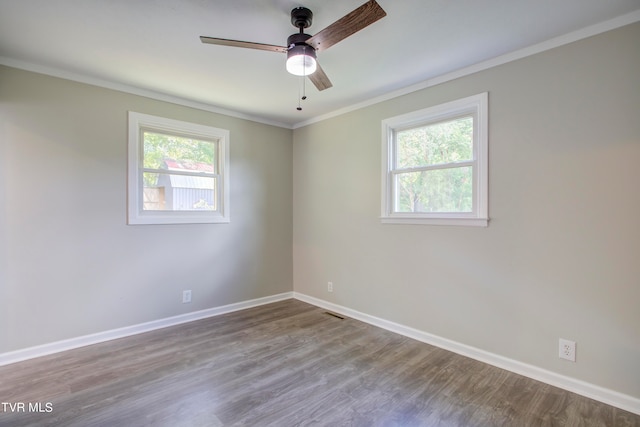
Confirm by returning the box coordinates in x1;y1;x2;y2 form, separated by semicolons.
0;299;638;426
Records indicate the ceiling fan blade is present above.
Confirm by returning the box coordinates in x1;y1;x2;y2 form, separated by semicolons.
200;36;288;53
306;0;386;52
308;62;332;91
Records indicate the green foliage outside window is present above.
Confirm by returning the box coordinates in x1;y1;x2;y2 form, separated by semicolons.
395;116;473;213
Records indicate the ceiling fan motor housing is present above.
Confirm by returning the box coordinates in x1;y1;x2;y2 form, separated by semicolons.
287;32;313;49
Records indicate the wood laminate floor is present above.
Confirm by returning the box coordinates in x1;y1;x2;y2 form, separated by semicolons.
0;299;638;426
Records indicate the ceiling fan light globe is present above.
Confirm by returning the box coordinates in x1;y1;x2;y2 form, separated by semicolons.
286;44;317;76
286;54;317;76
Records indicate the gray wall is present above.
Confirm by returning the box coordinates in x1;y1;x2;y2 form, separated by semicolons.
0;65;293;352
293;23;640;399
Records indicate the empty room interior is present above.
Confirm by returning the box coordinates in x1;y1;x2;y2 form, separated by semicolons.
1;0;639;425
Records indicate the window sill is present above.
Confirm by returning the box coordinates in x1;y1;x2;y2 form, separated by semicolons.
380;216;489;227
128;211;230;225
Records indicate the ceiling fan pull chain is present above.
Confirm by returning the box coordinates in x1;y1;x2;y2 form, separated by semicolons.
302;49;308;101
297;47;308;111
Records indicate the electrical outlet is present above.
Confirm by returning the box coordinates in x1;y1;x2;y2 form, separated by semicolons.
559;338;576;362
328;282;333;292
182;290;192;304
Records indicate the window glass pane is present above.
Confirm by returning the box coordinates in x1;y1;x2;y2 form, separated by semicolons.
143;131;216;173
143;172;216;211
396;116;473;169
395;166;472;213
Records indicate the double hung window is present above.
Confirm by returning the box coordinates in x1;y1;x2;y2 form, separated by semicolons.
128;112;230;224
381;93;488;226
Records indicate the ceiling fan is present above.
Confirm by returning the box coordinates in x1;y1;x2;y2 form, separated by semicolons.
200;0;387;93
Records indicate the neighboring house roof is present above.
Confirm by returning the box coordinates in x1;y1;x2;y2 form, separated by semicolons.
164;159;214;173
162;159;215;190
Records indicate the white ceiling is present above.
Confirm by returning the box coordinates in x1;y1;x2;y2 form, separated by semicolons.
1;0;639;128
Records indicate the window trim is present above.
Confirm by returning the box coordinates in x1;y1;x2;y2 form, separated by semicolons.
381;93;488;227
127;111;230;225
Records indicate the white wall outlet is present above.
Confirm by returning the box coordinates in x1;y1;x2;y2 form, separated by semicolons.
182;290;192;304
328;282;333;292
559;338;576;362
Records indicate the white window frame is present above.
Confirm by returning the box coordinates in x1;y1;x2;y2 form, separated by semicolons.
127;111;230;225
381;92;488;226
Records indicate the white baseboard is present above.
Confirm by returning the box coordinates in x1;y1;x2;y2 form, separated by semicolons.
0;292;293;367
293;292;640;416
